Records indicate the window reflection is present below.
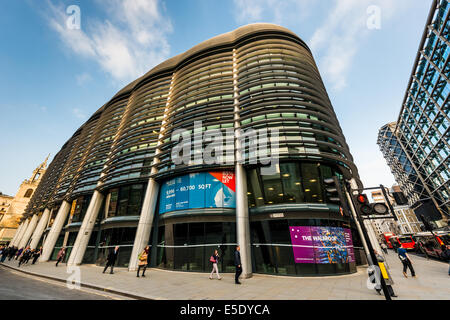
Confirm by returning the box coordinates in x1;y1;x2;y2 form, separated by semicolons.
247;162;340;206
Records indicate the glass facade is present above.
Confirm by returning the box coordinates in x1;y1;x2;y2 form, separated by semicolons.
378;0;450;224
96;227;137;268
156;222;237;273
251;219;357;276
106;183;147;218
247;161;342;207
22;24;363;276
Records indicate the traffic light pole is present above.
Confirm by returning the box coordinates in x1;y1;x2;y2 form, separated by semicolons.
343;183;392;301
380;185;398;221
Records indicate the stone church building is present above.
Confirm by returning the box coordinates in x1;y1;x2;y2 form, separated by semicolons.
0;157;47;244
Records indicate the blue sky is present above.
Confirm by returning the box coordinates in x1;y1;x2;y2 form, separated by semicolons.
0;0;432;196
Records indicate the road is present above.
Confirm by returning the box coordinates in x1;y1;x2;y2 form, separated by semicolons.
381;249;450;299
0;265;121;300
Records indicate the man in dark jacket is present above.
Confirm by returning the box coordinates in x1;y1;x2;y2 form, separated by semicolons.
234;245;242;285
8;246;17;261
1;246;9;263
103;246;119;274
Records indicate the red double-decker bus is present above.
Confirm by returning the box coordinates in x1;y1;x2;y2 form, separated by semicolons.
391;235;416;250
382;232;395;248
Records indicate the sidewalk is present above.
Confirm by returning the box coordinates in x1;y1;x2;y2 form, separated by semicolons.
2;253;448;300
382;251;450;300
0;259;382;300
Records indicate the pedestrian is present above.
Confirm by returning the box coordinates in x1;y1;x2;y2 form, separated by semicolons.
32;247;43;265
15;247;23;260
373;250;397;297
103;246;120;274
137;245;150;277
55;247;66;267
209;249;222;280
1;247;8;262
440;244;450;277
381;243;388;254
397;245;415;278
8;246;17;261
1;246;9;263
234;245;242;285
18;248;31;267
25;249;34;264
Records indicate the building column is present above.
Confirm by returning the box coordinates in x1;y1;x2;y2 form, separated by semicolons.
235;164;252;278
18;214;38;249
67;190;104;266
13;219;29;247
128;178;160;271
232;48;252;278
29;208;51;249
41;201;71;262
9;222;25;247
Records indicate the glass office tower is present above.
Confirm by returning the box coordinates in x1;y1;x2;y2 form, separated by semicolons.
378;0;450;227
18;23;364;276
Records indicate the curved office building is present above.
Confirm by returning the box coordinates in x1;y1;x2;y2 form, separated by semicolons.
18;24;364;276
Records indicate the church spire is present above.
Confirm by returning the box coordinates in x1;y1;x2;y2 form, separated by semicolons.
39;154;50;170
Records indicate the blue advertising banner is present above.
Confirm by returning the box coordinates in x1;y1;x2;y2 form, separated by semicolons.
159;171;236;214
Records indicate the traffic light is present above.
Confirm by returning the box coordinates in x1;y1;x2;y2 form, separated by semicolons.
352;193;389;216
324;177;348;216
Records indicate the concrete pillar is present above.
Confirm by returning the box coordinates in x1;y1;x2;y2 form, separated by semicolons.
29;208;51;249
232;48;252;278
41;201;71;262
18;215;38;249
9;222;25;247
235;164;252;278
13;220;29;247
129;178;160;271
67;190;104;266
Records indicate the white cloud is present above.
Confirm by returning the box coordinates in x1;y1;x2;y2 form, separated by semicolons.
72;108;87;120
75;72;93;86
44;0;172;84
233;0;314;25
233;0;408;91
355;154;396;189
309;0;408;91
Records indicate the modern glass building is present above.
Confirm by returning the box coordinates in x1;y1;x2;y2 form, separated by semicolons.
378;0;450;227
14;23;364;277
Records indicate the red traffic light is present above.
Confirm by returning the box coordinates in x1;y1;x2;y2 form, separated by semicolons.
357;194;368;204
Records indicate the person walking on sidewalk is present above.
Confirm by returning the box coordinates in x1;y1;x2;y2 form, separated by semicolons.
8;246;17;261
137;246;150;277
24;249;34;265
209;249;222;280
381;243;388;254
234;245;242;285
32;247;43;265
55;247;66;267
15;247;23;260
397;245;415;278
18;247;31;267
103;246;120;274
1;246;9;263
